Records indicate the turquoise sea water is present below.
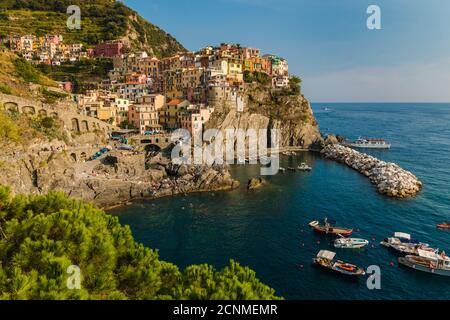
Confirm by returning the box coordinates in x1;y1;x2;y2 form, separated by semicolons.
109;103;450;300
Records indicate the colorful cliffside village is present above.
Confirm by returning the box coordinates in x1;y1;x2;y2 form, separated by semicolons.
5;36;291;135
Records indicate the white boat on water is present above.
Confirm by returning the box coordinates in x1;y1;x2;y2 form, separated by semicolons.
342;137;391;149
399;249;450;277
297;163;312;171
381;232;430;255
334;237;369;249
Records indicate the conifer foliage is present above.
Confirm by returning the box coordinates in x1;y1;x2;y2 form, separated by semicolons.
0;186;281;300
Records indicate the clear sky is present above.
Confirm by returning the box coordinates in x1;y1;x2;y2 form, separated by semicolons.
123;0;450;102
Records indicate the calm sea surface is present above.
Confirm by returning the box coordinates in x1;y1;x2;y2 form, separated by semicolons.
109;103;450;300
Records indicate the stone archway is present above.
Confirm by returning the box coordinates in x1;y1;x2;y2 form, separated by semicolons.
22;106;36;115
71;118;80;132
70;153;77;162
80;152;87;162
80;120;89;132
38;109;47;117
3;102;19;113
50;112;58;118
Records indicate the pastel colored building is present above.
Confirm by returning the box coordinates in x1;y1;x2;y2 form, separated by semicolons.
95;41;124;57
179;106;214;135
159;99;190;130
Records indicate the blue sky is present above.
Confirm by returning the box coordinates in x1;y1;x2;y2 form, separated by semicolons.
123;0;450;102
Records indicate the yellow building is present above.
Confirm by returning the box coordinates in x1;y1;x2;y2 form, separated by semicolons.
159;99;190;130
97;105;118;125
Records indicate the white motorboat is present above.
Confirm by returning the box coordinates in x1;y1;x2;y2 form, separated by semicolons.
334;237;369;249
297;163;312;171
342;137;391;149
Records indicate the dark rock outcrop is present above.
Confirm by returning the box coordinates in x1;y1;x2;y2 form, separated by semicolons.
247;177;266;190
0;149;239;208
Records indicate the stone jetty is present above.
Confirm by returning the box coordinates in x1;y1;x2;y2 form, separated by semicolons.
321;144;422;198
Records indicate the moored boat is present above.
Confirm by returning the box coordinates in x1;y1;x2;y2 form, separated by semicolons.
313;250;365;277
437;222;450;230
334;236;369;249
297;163;312;171
380;232;429;255
398;249;450;277
342;137;391;149
381;232;423;247
309;218;353;237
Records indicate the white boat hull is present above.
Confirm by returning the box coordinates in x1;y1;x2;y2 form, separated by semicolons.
399;257;450;277
334;238;369;249
343;143;391;149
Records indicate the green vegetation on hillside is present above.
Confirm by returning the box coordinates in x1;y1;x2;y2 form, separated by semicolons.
13;57;51;85
0;111;66;145
0;0;185;57
244;71;272;86
37;58;113;92
0;112;21;143
0;186;281;300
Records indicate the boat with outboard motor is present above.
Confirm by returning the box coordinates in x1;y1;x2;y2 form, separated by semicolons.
334;236;369;249
309;218;353;237
313;250;366;277
399;249;450;277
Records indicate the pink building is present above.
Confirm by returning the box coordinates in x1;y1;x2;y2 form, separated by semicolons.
126;73;148;85
179;107;214;135
95;41;124;57
128;94;165;133
60;81;73;93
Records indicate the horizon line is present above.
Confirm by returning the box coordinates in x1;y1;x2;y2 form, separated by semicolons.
311;101;450;104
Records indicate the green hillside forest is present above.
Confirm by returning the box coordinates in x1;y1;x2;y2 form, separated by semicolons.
0;0;186;58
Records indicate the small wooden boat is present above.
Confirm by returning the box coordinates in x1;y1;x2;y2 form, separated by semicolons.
399;249;450;277
334;236;369;249
288;167;297;172
309;218;353;237
437;222;450;230
313;250;365;277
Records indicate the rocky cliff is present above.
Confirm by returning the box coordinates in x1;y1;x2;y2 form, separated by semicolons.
0;145;239;208
206;84;323;151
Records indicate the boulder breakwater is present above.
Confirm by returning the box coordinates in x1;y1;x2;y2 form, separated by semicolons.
321;144;422;198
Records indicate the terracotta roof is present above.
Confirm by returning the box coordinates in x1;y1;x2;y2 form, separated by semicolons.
167;99;183;106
